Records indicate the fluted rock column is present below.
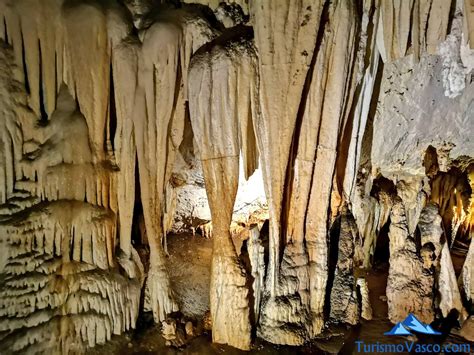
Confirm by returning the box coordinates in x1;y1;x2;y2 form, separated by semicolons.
133;21;182;322
188;28;258;350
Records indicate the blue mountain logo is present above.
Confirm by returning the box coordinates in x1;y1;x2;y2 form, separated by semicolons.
384;313;442;336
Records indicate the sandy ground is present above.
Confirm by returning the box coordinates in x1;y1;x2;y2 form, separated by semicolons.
166;233;213;318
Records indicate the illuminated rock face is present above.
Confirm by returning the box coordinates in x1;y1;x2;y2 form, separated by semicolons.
0;0;473;352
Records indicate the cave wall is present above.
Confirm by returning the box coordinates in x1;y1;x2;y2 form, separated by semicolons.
0;0;473;353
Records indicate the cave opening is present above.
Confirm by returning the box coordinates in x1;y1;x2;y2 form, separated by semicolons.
373;218;391;269
370;175;396;270
424;147;473;279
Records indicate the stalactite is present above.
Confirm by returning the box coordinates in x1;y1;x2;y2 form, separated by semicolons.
133;18;181;318
340;0;381;201
112;38;138;260
62;2;110;160
0;39;23;205
377;0;452;62
426;0;453;54
0;3;143;352
134;7;216;324
466;0;474;48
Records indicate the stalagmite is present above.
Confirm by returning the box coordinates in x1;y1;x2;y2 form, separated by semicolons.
386;197;435;323
357;278;373;320
438;242;465;318
418;203;443;263
329;207;362;325
248;225;265;325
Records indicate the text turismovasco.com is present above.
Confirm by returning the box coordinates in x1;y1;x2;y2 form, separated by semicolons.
355;341;471;353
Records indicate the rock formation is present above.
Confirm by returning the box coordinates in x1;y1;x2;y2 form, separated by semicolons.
0;0;473;353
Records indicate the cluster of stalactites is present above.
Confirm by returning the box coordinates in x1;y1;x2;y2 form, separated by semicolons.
0;0;473;353
377;0;452;62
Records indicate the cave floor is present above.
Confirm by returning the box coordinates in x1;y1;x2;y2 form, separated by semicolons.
89;233;473;354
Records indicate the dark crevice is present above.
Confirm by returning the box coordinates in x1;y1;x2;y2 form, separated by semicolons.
54;50;58;98
446;0;457;35
38;39;48;124
131;151;145;252
324;215;341;319
20;30;30;95
423;0;434;45
407;0;415;54
3;17;8;44
108;61;117;152
370;175;397;199
373;219;391;268
130;149;151;335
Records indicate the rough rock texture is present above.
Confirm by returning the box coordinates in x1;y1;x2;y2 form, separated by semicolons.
0;17;143;352
461;167;474;303
372;4;474;178
247;225;265;325
386;197;435;323
329;207;361;325
0;0;473;353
